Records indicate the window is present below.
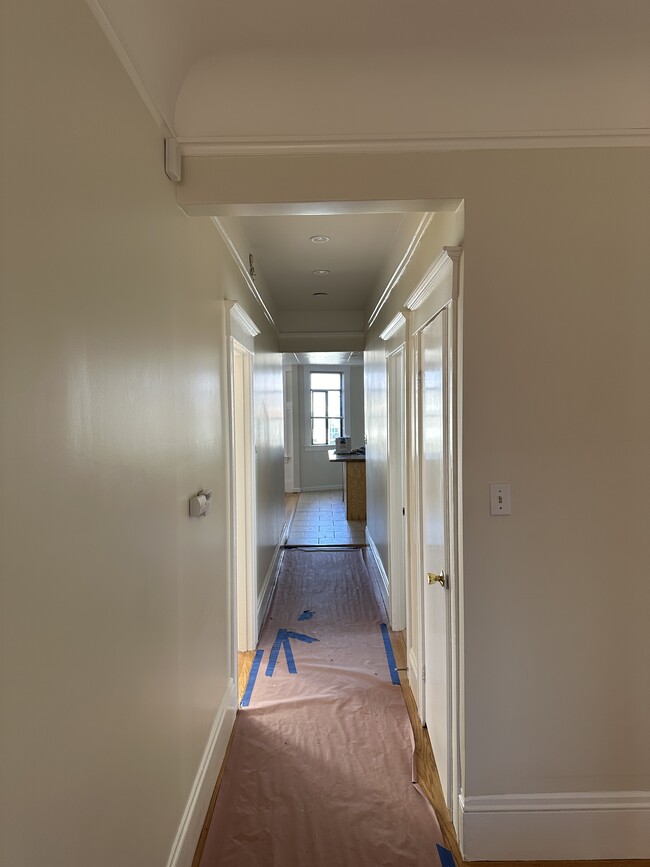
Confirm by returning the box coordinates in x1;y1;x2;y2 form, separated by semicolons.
309;371;343;445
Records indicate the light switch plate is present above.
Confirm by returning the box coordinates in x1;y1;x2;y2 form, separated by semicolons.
490;483;511;515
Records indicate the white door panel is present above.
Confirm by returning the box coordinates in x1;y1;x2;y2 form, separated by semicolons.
420;307;452;808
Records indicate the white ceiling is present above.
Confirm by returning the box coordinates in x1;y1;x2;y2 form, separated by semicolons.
240;213;407;313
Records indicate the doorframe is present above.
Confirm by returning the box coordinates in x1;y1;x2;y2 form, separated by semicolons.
381;314;408;632
226;302;260;675
405;246;463;828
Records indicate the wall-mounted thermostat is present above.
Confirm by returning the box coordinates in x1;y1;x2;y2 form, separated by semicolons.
189;489;212;518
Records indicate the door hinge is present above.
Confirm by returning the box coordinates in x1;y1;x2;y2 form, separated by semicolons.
422;664;426;683
417;370;422;388
402;506;406;516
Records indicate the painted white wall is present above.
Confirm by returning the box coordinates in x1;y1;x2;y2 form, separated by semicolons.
0;2;284;865
295;365;364;491
178;146;650;856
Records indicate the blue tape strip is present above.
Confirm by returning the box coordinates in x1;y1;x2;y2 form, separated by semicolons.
265;629;286;677
284;630;319;644
240;649;264;708
380;623;401;685
282;635;297;674
436;844;457;867
298;609;314;621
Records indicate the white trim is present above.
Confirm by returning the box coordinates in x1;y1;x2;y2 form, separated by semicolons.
365;528;389;612
367;214;434;329
84;0;174;135
460;791;650;861
228;301;261;338
257;542;284;632
404;249;454;311
165;681;237;867
280;331;365;342
379;313;406;342
212;219;276;327
177;128;650;157
407;647;420;703
298;485;343;493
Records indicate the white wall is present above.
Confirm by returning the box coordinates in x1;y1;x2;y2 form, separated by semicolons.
0;2;284;865
178;146;650;858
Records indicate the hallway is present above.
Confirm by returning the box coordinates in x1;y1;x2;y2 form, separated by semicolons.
197;547;445;866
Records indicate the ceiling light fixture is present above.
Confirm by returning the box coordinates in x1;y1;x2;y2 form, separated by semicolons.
310;235;330;244
313;269;330;276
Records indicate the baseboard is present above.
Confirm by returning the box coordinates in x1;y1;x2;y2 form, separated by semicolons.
165;680;237;867
460;790;650;861
257;540;284;632
365;528;389;613
298;485;343;493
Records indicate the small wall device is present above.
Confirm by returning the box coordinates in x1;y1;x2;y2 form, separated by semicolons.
189;489;213;517
335;436;352;454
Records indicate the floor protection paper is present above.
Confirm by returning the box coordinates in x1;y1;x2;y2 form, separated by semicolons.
200;547;445;867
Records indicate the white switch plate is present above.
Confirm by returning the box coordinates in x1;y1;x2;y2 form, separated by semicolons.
490;483;511;515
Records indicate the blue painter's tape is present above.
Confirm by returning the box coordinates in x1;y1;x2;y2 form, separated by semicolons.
265;629;319;677
436;844;457;867
298;610;314;621
241;649;264;708
380;623;401;685
282;635;297;674
265;629;286;677
284;630;319;643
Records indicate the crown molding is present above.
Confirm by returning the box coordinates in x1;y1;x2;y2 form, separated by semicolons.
404;249;455;312
367;213;434;329
85;0;174;136
379;313;406;342
210;219;276;328
177;128;650;157
279;331;365;341
226;301;261;337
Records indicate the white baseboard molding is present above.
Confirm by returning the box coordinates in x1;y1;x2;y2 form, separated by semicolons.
257;540;284;633
298;485;343;493
460;790;650;861
364;529;389;614
166;680;237;867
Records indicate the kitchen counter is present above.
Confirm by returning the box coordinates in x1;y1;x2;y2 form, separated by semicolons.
328;449;366;521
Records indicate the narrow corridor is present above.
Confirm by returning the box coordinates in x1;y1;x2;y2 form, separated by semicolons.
197;547;445;866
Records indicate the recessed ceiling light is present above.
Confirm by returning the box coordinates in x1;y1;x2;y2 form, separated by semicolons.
313;269;330;276
310;235;330;244
313;292;328;296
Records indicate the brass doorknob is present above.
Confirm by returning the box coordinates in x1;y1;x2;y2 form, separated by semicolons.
427;571;446;587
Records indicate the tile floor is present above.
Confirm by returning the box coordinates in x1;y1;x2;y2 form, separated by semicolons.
286;490;366;546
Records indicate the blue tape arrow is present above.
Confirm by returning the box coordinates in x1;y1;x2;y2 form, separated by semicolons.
436;844;457;867
265;629;319;677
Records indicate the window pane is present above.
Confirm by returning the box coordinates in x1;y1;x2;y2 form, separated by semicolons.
327;390;341;416
312;391;326;416
328;418;342;443
312;418;327;445
311;372;341;390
